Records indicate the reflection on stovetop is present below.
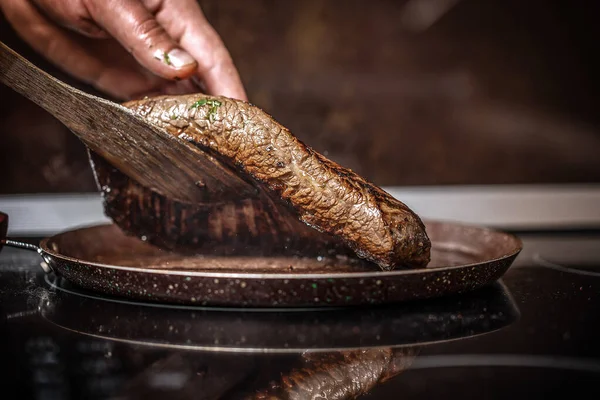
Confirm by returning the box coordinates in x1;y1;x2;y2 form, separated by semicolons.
40;275;519;353
6;274;520;400
1;231;600;399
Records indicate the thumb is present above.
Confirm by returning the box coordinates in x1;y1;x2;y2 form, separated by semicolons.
84;0;197;81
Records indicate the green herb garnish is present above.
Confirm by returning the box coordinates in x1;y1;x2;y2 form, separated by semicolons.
163;52;171;66
190;99;209;109
190;98;222;122
170;114;178;120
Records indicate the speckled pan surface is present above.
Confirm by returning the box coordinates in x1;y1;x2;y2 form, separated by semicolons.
40;220;522;307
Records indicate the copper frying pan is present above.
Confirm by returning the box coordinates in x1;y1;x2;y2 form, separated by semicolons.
0;211;522;307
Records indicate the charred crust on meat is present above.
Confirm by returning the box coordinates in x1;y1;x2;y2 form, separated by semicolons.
92;94;431;270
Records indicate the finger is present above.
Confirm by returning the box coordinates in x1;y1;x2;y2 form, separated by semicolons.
30;0;109;38
83;0;198;81
151;0;247;100
135;78;201;99
1;0;164;100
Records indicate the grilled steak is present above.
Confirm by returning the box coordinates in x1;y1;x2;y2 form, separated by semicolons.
92;94;431;269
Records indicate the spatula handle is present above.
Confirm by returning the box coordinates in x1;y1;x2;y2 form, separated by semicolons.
0;41;85;126
0;42;68;114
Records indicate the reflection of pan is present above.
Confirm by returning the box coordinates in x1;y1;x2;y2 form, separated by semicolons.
40;278;519;353
38;280;519;399
1;211;522;307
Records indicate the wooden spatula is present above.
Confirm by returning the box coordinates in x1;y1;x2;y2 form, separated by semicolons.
0;41;253;204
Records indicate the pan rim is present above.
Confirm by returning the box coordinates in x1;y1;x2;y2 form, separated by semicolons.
39;219;523;280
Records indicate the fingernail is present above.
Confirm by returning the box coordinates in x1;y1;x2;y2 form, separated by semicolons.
165;48;196;69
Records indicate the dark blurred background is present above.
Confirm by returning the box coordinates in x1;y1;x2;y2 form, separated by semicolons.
1;0;599;194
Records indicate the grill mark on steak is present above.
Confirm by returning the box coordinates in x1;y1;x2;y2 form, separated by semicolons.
91;151;352;258
91;94;431;269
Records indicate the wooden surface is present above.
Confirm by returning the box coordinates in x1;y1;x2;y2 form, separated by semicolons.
0;42;253;203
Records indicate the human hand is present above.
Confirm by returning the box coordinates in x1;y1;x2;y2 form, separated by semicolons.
0;0;247;100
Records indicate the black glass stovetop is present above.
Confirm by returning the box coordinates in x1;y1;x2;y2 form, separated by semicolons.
1;230;600;399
